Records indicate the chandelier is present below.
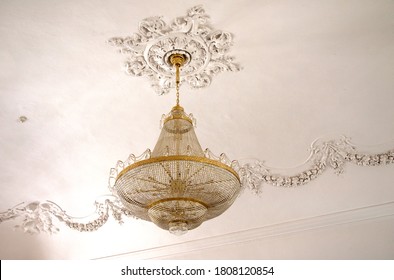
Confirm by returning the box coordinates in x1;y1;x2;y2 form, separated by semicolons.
0;5;393;236
113;53;241;235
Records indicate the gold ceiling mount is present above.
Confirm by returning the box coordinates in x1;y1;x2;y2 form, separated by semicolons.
169;53;187;68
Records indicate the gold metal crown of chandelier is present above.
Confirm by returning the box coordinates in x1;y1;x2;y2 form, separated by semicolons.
113;54;241;235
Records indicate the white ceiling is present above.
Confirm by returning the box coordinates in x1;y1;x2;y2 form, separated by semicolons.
0;0;393;259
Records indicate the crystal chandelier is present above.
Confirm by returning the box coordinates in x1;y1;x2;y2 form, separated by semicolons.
113;54;241;235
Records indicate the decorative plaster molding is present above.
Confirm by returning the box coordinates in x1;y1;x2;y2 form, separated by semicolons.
0;197;134;234
237;136;394;193
0;136;393;234
108;5;240;95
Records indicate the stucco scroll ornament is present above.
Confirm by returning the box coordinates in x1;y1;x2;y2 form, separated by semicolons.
0;137;393;234
107;5;240;95
0;197;136;234
236;136;394;194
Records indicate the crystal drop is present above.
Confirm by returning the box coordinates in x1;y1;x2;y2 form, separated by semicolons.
169;221;188;236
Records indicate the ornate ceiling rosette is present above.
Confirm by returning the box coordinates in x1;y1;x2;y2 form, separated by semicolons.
108;5;240;95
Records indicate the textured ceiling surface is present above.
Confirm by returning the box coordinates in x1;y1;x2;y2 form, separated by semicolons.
0;0;393;259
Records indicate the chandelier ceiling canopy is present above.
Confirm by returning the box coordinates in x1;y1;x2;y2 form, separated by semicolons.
0;5;393;237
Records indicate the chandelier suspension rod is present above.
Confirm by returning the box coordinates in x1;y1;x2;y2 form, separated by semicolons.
169;54;186;106
176;63;180;106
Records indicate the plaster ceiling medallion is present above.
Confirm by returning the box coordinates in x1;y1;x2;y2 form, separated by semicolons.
107;5;240;95
0;6;393;235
